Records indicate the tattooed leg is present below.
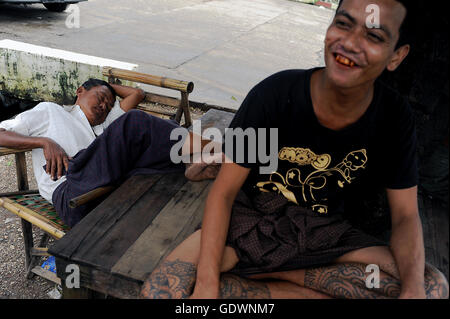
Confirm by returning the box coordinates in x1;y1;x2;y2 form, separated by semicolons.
220;274;330;299
140;259;331;299
424;263;449;299
140;259;197;299
249;246;449;299
334;245;449;299
303;263;401;299
140;229;239;299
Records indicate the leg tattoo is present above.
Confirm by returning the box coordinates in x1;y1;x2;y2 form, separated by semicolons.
220;274;271;299
424;264;449;299
140;260;273;299
140;259;196;299
304;263;401;299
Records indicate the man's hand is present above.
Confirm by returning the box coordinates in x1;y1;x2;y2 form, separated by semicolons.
184;152;224;181
42;138;70;181
399;289;426;299
387;187;426;299
190;280;221;299
110;83;145;112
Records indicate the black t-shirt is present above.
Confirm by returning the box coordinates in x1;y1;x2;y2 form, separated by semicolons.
224;68;418;216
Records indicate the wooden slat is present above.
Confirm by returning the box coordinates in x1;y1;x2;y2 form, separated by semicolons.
143;92;182;108
71;173;187;271
0;189;39;197
30;266;61;285
15;152;29;191
49;174;162;260
31;247;50;257
189;108;235;138
111;180;211;282
0;147;32;156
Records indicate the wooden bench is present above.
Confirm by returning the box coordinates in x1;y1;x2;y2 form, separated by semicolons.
0;67;223;285
48;108;233;298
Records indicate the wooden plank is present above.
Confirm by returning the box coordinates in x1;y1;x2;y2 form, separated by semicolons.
30;266;61;285
0;147;32;156
49;174;162;260
0;189;39;197
67;173;187;271
15;152;29;191
190;108;234;138
143;92;182;108
111;180;212;282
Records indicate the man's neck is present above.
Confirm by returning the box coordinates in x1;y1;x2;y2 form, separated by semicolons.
311;69;375;130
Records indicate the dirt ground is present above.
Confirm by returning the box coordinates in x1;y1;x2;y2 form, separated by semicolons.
0;152;56;299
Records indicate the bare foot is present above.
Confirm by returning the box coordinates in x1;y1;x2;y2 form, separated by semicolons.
184;162;221;181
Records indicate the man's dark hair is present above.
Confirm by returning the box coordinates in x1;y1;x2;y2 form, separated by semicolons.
73;78;117;104
335;0;414;50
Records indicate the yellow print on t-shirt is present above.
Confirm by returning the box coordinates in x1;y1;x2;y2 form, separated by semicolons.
256;147;367;214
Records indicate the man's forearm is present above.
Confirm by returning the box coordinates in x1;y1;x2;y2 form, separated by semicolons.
390;214;426;295
196;195;232;289
110;83;144;99
0;129;47;149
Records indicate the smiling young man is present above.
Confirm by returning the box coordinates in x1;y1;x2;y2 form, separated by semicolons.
140;0;448;299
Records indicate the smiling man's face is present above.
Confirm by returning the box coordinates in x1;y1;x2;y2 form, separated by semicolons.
76;85;115;126
324;0;408;89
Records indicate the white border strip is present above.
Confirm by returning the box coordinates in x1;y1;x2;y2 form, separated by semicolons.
0;39;137;70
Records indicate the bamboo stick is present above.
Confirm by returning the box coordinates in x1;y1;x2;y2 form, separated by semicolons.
69;186;115;208
103;67;194;93
0;197;65;239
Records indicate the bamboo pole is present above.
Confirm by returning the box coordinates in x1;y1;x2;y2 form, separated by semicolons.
0;197;65;239
69;186;115;208
103;67;194;93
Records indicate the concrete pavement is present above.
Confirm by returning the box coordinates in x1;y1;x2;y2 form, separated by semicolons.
0;0;334;110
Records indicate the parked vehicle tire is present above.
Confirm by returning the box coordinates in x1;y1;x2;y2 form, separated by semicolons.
43;3;68;12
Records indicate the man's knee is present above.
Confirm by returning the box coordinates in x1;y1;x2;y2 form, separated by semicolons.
425;263;449;299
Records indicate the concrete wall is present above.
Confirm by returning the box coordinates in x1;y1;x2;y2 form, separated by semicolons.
0;39;138;105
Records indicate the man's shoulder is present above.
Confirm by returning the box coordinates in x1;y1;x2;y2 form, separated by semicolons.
249;68;314;103
32;101;65;113
258;69;312;88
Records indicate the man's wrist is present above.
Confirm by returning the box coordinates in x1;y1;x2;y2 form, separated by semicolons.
36;137;51;148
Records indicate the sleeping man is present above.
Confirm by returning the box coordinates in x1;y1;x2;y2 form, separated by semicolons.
0;79;217;227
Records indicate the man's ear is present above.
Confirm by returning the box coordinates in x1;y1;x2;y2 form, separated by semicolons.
76;86;85;96
386;44;410;71
74;86;85;105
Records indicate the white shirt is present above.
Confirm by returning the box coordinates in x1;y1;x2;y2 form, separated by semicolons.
0;101;125;203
